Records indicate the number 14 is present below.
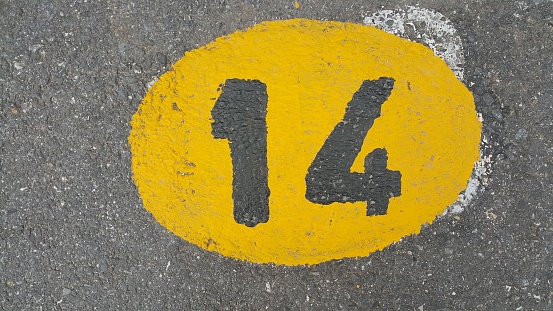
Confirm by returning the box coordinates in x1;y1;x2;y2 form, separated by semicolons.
211;78;401;227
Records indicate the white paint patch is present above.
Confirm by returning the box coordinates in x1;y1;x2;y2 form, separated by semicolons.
445;153;491;215
365;7;493;215
363;6;465;81
146;77;158;90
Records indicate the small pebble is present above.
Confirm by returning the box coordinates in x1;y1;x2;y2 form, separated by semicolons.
515;129;528;141
482;93;494;105
492;109;503;121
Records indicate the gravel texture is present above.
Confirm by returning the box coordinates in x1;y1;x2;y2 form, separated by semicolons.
1;0;551;310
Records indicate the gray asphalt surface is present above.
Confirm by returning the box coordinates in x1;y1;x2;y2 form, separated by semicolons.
1;0;552;310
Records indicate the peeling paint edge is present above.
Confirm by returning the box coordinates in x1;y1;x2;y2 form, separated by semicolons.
363;6;492;217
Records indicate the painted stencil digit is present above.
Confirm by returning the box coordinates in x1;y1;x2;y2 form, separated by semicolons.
129;19;481;265
211;79;270;227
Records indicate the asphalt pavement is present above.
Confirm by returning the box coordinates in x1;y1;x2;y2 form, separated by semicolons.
1;0;552;310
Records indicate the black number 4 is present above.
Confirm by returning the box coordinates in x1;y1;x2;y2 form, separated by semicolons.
305;77;401;215
212;77;402;228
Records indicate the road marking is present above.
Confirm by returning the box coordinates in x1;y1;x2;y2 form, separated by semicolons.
129;19;481;265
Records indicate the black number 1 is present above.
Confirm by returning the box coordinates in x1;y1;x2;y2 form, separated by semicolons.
211;79;270;227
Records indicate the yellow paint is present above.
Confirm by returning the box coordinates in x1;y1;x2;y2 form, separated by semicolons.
129;19;481;265
294;1;300;9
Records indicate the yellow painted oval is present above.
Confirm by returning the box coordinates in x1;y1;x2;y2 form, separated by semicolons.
129;19;481;265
